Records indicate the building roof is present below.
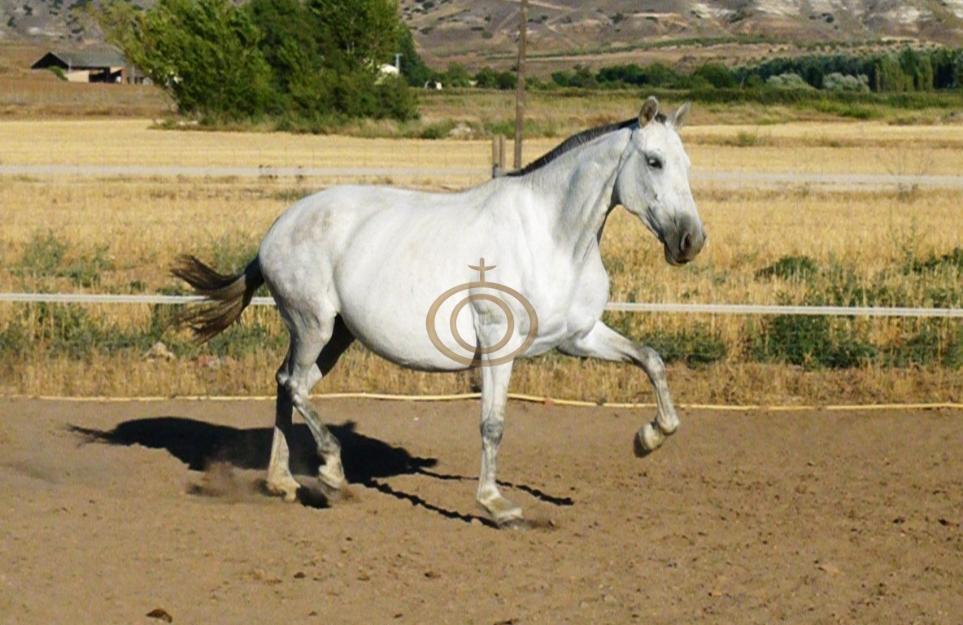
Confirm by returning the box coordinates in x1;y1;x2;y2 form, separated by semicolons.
32;49;128;70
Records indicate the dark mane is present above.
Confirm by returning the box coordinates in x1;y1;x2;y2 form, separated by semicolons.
506;116;652;177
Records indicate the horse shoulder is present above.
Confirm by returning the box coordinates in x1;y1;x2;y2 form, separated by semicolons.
565;246;611;337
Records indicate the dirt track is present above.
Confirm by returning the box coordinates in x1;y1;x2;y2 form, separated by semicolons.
0;399;960;625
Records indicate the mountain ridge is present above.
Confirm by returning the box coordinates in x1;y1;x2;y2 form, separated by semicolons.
2;1;961;70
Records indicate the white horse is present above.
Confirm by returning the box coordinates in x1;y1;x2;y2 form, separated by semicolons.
174;96;706;526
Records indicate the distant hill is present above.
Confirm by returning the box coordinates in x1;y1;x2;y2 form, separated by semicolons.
400;0;963;70
3;1;963;72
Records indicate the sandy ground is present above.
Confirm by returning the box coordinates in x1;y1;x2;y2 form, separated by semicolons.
0;398;960;625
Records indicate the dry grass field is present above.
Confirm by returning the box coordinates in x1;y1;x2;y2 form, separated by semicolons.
4;118;963;176
0;119;960;404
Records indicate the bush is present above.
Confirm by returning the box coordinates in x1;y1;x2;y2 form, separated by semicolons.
766;73;814;90
14;232;115;287
596;63;684;88
751;315;876;369
474;67;516;90
692;62;737;89
909;247;963;273
730;130;760;147
810;99;878;119
416;120;456;139
17;231;67;278
756;255;819;281
551;65;597;89
823;72;870;92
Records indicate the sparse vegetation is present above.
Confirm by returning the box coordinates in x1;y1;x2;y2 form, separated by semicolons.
756;256;819;281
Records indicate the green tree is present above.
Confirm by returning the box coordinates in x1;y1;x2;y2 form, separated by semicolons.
443;63;472;88
476;67;516;90
396;28;432;87
308;0;403;72
96;0;418;123
889;47;933;91
305;0;417;120
693;62;737;89
135;0;274;118
245;0;323;113
915;55;934;91
873;54;911;92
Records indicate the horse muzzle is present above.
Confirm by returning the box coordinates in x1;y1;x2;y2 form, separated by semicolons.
663;217;706;265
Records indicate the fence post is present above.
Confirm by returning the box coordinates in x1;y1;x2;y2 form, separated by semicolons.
513;0;528;170
493;135;507;178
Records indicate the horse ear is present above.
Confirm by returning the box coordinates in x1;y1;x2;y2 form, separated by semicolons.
672;101;692;129
639;96;659;126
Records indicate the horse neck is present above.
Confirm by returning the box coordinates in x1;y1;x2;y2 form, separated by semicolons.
522;129;630;260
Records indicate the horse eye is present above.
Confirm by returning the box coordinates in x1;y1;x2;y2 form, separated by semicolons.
646;156;663;169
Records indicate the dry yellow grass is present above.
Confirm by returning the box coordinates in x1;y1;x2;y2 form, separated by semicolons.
1;178;959;299
5;119;963;176
1;179;960;403
0;120;960;403
5;349;958;407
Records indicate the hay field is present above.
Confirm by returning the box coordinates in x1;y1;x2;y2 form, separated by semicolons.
0;120;960;404
4;118;963;176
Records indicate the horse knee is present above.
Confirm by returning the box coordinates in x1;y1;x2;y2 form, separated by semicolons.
637;346;666;378
480;417;504;447
276;367;290;388
277;368;312;408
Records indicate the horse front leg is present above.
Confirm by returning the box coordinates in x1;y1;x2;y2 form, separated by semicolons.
476;360;523;526
561;320;680;454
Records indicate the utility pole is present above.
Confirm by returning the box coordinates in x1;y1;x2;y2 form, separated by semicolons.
513;0;528;170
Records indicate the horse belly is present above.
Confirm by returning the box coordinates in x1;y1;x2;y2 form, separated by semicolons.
338;281;473;372
333;218;488;371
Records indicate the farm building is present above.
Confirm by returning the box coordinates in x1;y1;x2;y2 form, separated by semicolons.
31;49;145;84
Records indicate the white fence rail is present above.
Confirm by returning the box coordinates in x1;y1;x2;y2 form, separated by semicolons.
1;292;960;318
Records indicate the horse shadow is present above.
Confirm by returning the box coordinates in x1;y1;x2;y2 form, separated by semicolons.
70;415;572;526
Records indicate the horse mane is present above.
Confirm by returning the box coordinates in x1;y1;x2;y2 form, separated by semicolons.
506;114;665;177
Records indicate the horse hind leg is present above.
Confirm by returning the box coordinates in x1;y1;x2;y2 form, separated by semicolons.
269;314;354;501
266;372;301;502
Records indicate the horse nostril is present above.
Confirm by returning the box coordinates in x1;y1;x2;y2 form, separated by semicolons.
680;231;691;256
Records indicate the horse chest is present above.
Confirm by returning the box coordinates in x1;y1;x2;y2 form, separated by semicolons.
526;254;609;350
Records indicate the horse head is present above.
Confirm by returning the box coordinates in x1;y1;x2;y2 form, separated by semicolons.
614;96;706;265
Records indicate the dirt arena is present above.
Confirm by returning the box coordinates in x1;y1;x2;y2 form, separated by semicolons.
0;398;959;624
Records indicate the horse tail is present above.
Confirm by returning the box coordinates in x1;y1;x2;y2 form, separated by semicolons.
171;254;264;342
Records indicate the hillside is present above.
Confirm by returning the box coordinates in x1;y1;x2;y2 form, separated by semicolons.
2;0;962;73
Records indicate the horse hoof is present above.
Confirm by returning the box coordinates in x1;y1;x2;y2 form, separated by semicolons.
480;495;524;528
635;423;665;456
318;471;347;492
265;477;301;502
497;516;530;530
318;480;354;503
633;434;652;458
